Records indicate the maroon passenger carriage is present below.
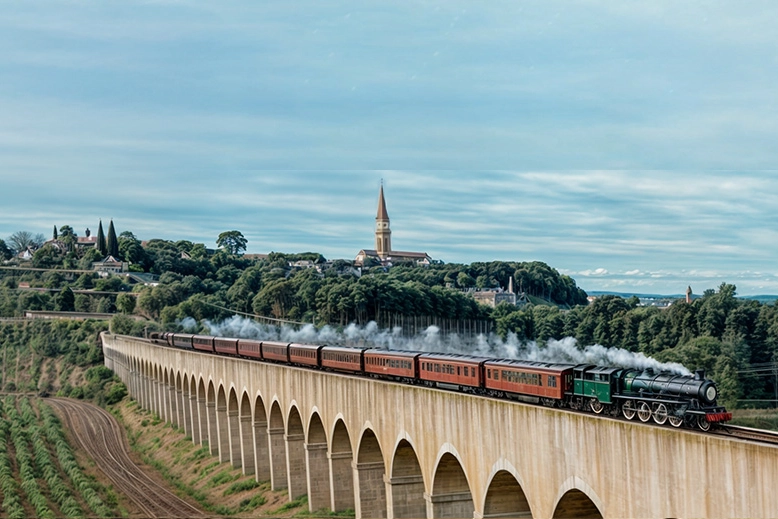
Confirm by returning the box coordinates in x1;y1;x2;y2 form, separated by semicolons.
418;353;487;391
363;349;420;380
214;337;238;355
237;339;262;359
289;343;324;367
192;335;214;352
483;360;575;405
172;333;195;350
320;346;365;373
262;341;290;363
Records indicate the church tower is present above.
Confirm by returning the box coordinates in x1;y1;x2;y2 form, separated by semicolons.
375;184;392;258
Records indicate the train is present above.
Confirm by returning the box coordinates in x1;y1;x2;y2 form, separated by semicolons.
150;332;732;431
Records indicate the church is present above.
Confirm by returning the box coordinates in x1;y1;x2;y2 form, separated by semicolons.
354;185;433;267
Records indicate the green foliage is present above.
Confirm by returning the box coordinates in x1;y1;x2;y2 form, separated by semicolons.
274;494;308;514
223;478;260;496
238;493;267;512
210;469;239;487
105;382;128;404
0;238;12;261
55;286;76;312
116;292;136;314
216;230;248;255
106;220;119;258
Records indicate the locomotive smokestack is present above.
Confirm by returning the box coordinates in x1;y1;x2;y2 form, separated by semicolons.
695;369;705;381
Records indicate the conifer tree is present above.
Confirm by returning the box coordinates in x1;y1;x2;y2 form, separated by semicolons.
96;220;107;256
53;225;58;240
106;219;119;258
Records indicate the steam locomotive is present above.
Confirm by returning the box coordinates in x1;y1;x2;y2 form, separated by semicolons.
150;332;732;431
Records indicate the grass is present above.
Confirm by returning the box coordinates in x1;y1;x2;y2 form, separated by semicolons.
224;478;260;496
273;494;308;514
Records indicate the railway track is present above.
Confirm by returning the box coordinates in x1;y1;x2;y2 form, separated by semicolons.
716;424;778;445
46;397;206;518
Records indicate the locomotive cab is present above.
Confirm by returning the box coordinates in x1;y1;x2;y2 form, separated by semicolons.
573;365;623;413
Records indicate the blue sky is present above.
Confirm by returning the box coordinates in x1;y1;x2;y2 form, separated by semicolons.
1;2;777;295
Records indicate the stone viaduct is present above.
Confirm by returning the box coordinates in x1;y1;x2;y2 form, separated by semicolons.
103;333;778;518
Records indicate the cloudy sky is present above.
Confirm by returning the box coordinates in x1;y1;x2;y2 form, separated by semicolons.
2;2;777;295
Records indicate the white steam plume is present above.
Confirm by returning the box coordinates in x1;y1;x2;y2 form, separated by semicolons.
201;316;690;376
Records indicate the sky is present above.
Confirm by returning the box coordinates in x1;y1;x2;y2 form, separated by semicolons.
2;2;778;296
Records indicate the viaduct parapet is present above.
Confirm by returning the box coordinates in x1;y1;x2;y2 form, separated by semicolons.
102;333;778;518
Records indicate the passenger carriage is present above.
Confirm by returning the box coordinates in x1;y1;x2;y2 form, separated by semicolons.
289;343;324;367
214;337;239;356
484;360;575;406
320;346;366;373
262;341;291;363
418;353;486;391
364;349;420;380
191;334;214;352
236;339;262;359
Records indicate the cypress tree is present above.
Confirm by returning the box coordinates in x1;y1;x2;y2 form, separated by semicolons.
96;220;107;256
106;219;119;258
53;225;58;240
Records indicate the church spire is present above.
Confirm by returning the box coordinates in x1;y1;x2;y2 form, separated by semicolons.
375;183;392;257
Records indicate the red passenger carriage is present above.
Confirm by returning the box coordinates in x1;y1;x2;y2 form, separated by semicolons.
237;339;262;359
483;360;575;402
172;333;195;350
320;346;365;373
192;335;214;352
418;353;486;389
262;341;290;363
214;337;239;355
364;349;420;379
289;343;324;367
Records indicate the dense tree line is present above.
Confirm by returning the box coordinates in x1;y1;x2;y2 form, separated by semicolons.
5;227;778;409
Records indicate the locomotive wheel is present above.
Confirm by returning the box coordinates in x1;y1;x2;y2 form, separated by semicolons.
668;414;684;428
652;403;668;425
590;399;604;414
697;416;711;432
637;402;652;422
622;400;637;420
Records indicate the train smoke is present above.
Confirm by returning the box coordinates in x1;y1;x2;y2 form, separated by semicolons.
200;316;690;376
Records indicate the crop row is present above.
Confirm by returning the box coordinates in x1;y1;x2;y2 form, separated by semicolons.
0;399;27;519
39;401;115;517
0;396;116;519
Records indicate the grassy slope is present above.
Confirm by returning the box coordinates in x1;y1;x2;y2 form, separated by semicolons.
113;398;352;518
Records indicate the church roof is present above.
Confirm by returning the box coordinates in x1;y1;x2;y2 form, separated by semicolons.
376;185;389;220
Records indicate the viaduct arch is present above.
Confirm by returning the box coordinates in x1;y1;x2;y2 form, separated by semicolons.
104;334;778;518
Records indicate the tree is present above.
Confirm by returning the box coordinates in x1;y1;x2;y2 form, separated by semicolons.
116;293;137;314
0;239;11;261
55;286;75;312
118;232;146;267
96;220;107;256
216;230;247;255
32;244;61;269
106;220;119;257
7;230;43;253
52;225;58;240
58;225;76;251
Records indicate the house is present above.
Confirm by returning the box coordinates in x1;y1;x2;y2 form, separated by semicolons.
93;255;128;275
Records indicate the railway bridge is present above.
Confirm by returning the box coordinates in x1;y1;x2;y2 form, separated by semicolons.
102;333;778;518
